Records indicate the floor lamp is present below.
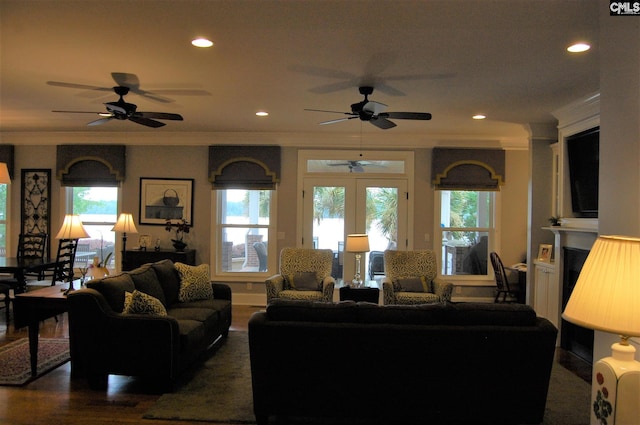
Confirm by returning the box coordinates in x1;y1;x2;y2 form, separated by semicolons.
55;214;90;294
346;234;369;287
112;213;138;271
562;235;640;425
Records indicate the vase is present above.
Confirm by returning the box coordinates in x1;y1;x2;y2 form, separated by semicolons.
172;240;187;252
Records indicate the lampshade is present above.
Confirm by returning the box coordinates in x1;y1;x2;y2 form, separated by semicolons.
0;163;10;184
112;213;138;234
346;234;370;253
55;214;90;239
562;235;640;337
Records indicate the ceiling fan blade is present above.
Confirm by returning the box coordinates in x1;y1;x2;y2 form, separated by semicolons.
363;101;388;115
47;81;113;92
137;112;184;121
370;117;397;129
305;108;355;115
52;110;104;114
385;112;432;120
128;116;166;128
111;72;140;91
319;117;358;125
87;117;114;126
352;165;365;173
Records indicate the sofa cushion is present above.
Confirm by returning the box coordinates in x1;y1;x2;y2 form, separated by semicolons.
448;302;537;326
151;259;182;306
86;273;135;313
175;262;213;302
128;265;166;307
286;271;321;291
123;290;167;316
357;302;450;324
267;299;358;323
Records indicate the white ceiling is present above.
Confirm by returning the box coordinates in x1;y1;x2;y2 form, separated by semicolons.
0;0;600;148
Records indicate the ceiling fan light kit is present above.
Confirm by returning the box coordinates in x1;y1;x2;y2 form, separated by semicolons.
306;86;432;130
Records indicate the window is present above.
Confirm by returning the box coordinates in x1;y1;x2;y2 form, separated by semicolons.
67;187;118;270
0;183;6;257
436;190;496;277
214;189;275;277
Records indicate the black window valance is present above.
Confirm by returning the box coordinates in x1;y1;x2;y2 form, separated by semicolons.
57;145;126;186
0;144;15;180
432;148;505;190
208;145;280;189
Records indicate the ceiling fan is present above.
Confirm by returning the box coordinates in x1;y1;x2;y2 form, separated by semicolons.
52;85;184;128
305;86;432;129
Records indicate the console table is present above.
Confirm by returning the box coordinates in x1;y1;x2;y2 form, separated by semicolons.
122;249;196;271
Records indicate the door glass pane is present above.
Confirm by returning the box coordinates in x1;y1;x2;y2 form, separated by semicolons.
307;160;405;174
312;186;345;279
219;189;270;273
365;187;398;281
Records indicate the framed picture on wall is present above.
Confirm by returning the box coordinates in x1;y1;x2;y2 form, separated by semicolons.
139;178;194;225
21;169;51;239
537;244;553;262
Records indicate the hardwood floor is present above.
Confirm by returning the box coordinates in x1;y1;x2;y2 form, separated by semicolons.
0;304;591;425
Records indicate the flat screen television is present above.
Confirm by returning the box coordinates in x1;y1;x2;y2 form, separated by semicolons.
566;127;599;218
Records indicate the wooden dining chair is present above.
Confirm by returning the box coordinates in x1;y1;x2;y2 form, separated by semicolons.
490;252;524;303
27;238;79;290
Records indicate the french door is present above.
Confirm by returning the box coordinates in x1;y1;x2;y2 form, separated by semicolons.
302;178;407;283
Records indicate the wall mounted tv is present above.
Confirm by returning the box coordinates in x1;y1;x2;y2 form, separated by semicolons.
566;126;599;218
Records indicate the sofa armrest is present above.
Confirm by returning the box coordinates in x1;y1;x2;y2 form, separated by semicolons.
265;274;285;303
68;288;180;382
382;281;396;305
321;277;335;302
433;277;453;302
211;282;232;301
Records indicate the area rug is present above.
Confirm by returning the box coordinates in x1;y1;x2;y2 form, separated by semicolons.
0;338;70;386
144;331;591;424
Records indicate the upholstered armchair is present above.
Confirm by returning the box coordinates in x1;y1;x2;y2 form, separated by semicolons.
382;250;453;305
265;248;335;304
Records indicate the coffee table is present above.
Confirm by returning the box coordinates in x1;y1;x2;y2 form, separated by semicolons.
339;285;380;304
13;285;69;377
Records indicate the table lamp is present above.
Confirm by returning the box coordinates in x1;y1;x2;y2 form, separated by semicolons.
562;235;640;425
112;213;138;270
55;214;90;294
0;163;11;184
346;234;369;287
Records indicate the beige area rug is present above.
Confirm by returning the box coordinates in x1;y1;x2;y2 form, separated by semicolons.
144;331;591;424
0;338;70;386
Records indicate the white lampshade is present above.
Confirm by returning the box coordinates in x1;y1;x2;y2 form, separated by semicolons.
55;214;90;240
0;163;10;184
346;234;370;253
562;235;640;337
112;213;138;234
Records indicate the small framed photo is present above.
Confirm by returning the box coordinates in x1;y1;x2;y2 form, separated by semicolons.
138;234;152;251
538;244;553;262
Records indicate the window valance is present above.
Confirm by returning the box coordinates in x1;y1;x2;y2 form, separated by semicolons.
57;145;126;186
208;145;280;189
431;148;505;190
0;144;15;180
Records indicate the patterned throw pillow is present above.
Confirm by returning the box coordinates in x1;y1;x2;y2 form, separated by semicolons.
175;262;213;302
123;290;167;316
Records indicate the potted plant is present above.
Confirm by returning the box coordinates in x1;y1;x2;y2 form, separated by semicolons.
165;218;191;251
548;216;561;226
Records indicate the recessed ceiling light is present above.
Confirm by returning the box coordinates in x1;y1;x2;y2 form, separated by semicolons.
256;111;269;117
191;38;213;48
472;114;486;120
567;43;590;53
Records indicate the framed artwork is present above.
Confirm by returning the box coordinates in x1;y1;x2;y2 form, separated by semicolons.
537;244;553;262
139;178;194;225
21;169;51;238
